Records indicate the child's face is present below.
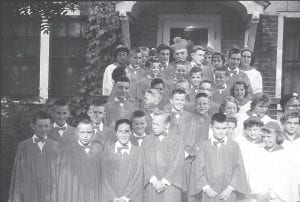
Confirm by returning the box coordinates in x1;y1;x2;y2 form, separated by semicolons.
262;130;277;148
129;52;143;68
228;53;241;70
224;101;238;117
116;123;132;145
173;49;188;62
195;97;210;115
150;62;160;76
214;71;227;87
190;72;202;87
53;105;70;126
199;83;212;97
170;93;186;111
152;115;169;135
158;49;170;64
116;51;128;65
175;64;187;79
191;50;205;65
176;82;190;95
143;92;156;109
115;81;130;101
142;51;149;66
132;116;147;135
77;123;94;146
211;121;228;140
284;117;300;135
254;102;269;118
227;122;236;138
203;54;212;65
233;84;246;100
212;55;223;68
285;98;300;111
153;83;164;95
87;106;105;125
245;125;261;141
31;118;52;139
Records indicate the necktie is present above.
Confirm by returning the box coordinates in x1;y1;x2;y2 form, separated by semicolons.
33;137;46;144
117;145;129;152
56;126;66;131
94;125;101;132
228;70;238;76
213;139;225;146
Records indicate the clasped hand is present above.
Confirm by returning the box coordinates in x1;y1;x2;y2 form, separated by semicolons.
152;180;168;193
205;187;233;200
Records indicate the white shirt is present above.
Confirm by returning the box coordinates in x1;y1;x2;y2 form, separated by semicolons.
210;135;228;148
244;68;263;94
32;134;47;152
94;122;103;133
114;141;132;156
102;63;119;96
78;140;92;154
53;122;68;137
133;132;146;147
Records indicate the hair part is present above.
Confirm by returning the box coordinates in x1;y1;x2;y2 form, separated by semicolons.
115;119;132;132
211;113;227;125
32;110;52;124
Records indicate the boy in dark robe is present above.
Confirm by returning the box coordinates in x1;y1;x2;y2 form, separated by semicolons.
102;119;143;202
48;99;77;147
130;110;148;147
142;110;185;202
189;67;203;103
9;111;59;202
189;113;249;202
57;119;103;202
151;78;172;108
105;76;138;128
87;99;114;147
212;67;231;105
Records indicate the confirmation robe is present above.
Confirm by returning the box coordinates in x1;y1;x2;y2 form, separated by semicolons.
102;142;144;202
8;137;60;202
57;142;103;202
48;123;77;148
92;123;115;148
142;133;186;202
189;138;249;202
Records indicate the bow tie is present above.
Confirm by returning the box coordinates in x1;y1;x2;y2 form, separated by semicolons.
173;111;183;116
213;139;225;145
228;70;238;75
117;145;129;152
56;126;66;131
135;135;145;140
33;137;46;144
159;63;167;68
217;86;226;90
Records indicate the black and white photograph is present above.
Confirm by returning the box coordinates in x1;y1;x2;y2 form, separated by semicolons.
1;1;300;201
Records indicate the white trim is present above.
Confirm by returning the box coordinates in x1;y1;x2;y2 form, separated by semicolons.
276;11;300;99
157;14;221;52
39;30;50;101
238;1;264;15
115;1;136;13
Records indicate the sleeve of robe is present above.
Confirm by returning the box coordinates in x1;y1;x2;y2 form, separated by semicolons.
228;143;250;198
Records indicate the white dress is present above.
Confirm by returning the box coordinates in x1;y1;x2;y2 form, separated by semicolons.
244;68;263;94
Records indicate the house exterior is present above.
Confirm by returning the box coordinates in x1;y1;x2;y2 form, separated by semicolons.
1;1;300;116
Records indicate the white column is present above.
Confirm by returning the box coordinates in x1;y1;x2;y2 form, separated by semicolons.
39;29;50;101
275;14;284;98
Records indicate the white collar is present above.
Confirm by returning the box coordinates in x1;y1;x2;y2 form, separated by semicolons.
94;122;104;131
210;135;228;146
53;122;68;129
32;134;47;143
228;67;240;74
191;61;202;67
171;107;184;113
129;64;140;71
114;141;132;154
114;97;126;102
78;140;92;147
133;132;146;138
159;61;169;67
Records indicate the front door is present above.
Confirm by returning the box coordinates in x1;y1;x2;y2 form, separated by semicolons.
157;14;221;51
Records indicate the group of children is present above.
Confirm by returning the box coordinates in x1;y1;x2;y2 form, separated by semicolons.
9;38;300;202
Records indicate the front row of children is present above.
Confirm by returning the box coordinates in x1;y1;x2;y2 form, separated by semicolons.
8;100;300;202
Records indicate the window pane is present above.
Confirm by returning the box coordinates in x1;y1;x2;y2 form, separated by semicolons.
53;20;67;37
52;38;67;56
68;20;81;37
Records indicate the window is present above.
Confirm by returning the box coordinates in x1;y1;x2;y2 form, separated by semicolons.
0;16;40;97
50;16;87;97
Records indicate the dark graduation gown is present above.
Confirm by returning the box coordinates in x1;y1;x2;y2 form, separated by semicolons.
142;133;185;202
192;112;211;146
104;99;138;128
8;138;60;202
189;139;249;202
211;87;231;105
102;143;144;202
57;142;103;202
92;125;115;148
48;124;77;148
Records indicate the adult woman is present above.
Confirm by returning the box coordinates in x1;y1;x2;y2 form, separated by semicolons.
240;48;263;94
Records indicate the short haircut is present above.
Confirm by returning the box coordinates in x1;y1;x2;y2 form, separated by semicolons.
131;110;146;120
53;99;69;107
151;78;164;88
176;79;189;86
212;52;225;64
241;48;255;66
129;47;142;56
115;75;130;84
189;66;203;76
152;109;171;123
214;67;230;77
157;44;171;53
230;80;250;98
171;88;186;97
280;109;300;124
145;89;161;102
77;119;93;128
280;93;299;110
145;57;159;68
227;116;237;127
250;93;270;111
200;80;212;86
243;118;264;129
228;48;241;58
89;99;105;108
190;45;205;53
32;110;51;124
112;66;127;82
211;112;227;125
139;46;149;53
261;127;284;145
115;119;132;132
195;92;209;100
114;46;129;58
219;96;240;113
